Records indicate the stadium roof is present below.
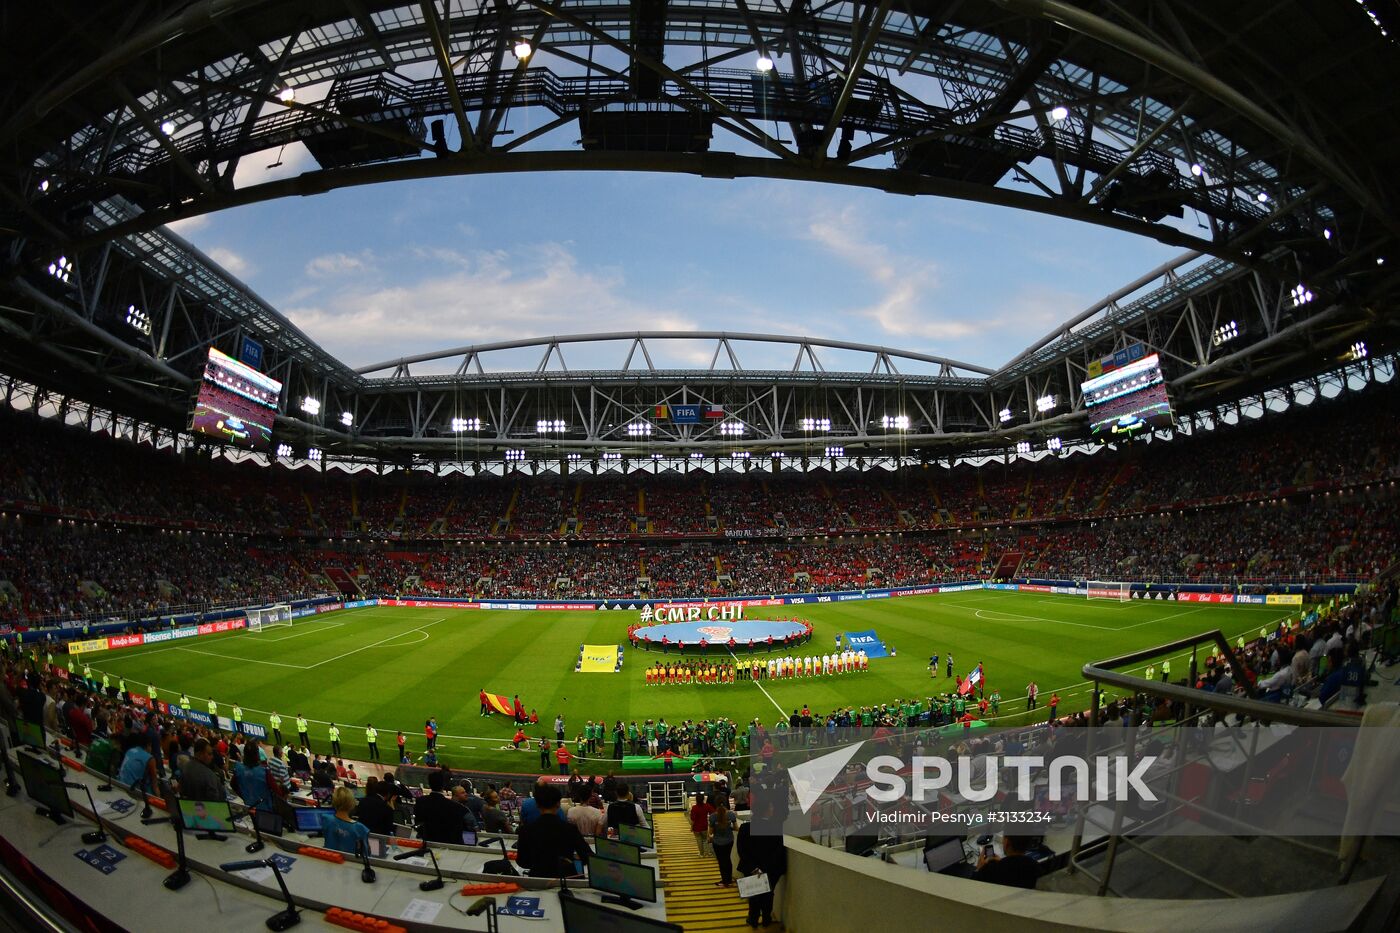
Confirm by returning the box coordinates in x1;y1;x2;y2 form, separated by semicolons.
0;0;1396;460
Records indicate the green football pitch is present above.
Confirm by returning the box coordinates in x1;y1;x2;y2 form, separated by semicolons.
88;591;1292;773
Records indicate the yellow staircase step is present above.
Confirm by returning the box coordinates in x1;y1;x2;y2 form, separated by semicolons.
654;811;781;931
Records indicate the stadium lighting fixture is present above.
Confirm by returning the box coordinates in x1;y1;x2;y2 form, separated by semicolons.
730;451;750;459
340;411;353;427
535;419;566;434
566;453;582;461
690;452;704;459
881;414;909;430
755;54;774;73
37;178;49;193
1290;284;1314;307
513;39;533;61
1257;191;1269;203
299;397;321;416
719;421;745;437
1035;394;1056;413
1047;437;1063;451
159;120;176;136
1189;163;1203;177
1378;257;1387;266
275;443;292;459
1212;320;1240;346
307;447;322;462
451;417;482;432
1050;105;1069;122
276;86;296;103
47;256;72;283
505;449;526;461
799;417;831;432
825;446;845;457
1323;228;1333;240
625;421;653;437
1015;441;1031;455
1350;341;1368;360
770;451;785;459
124;304;150;335
998;408;1012;423
601;452;622;461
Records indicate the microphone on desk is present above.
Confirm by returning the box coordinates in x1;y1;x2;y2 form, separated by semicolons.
222;858;301;931
392;844;444;891
356;841;376;884
64;781;108;845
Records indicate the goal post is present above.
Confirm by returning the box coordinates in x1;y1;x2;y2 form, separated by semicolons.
246;604;293;632
1087;581;1131;602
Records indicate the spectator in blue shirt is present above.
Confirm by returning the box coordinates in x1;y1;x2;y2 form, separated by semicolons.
519;779;567;826
321;787;371;856
233;740;273;812
117;736;157;794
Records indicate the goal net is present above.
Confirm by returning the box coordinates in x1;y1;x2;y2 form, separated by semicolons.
246;604;293;632
1087;581;1131;602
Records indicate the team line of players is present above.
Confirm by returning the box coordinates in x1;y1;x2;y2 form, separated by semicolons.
645;649;870;684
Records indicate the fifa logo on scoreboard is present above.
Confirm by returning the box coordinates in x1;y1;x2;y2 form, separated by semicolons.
639;603;745;623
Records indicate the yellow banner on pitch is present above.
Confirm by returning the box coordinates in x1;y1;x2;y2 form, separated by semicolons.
1266;594;1303;606
68;639;109;654
578;644;620;673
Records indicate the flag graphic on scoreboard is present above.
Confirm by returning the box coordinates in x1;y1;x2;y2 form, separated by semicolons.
654;404;669;420
484;692;514;716
704;404;725;419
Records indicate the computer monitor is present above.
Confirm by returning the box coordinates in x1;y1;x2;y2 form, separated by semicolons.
17;750;72;823
559;889;681;932
593;838;642;866
922;836;965;873
253;808;284;837
178;798;235;840
293;806;334;835
14;719;44;750
460;829;478;847
587;858;657;910
617;823;654;849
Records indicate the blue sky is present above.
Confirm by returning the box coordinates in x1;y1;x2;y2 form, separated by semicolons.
169;162;1182;374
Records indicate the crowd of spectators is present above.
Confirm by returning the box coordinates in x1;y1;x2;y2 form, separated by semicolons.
3;382;1396;543
0;380;1397;621
0;523;304;625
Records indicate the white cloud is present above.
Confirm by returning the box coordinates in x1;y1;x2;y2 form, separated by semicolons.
205;246;251;277
284;243;699;369
802;205;978;341
305;252;371;278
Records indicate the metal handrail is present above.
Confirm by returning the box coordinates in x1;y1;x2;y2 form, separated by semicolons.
1082;629;1357;727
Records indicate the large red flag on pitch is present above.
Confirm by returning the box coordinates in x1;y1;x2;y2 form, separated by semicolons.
484;692;514;715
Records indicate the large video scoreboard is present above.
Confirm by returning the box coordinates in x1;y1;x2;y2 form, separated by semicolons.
1080;352;1172;436
188;347;282;449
